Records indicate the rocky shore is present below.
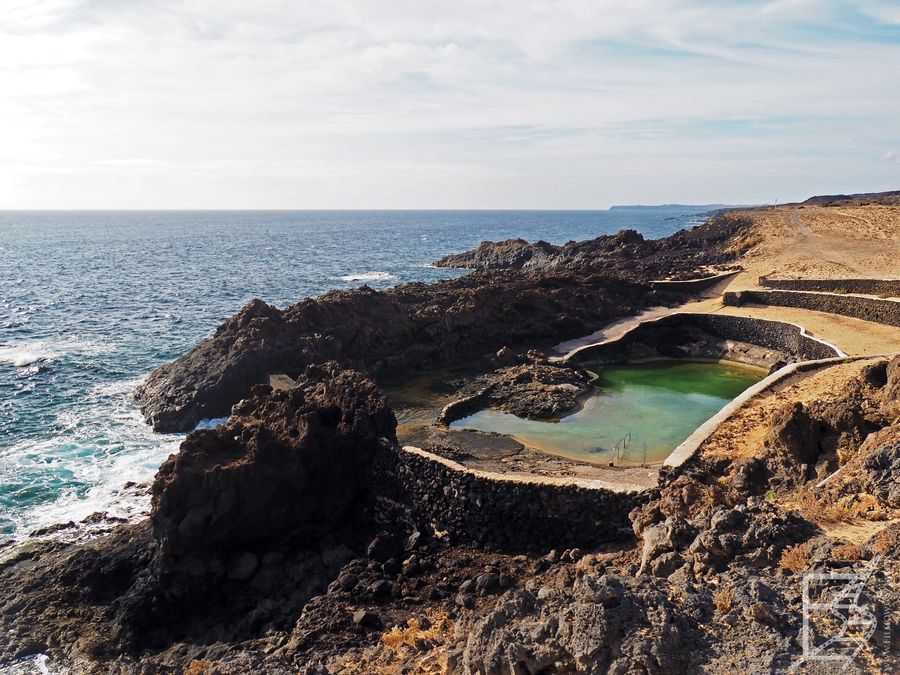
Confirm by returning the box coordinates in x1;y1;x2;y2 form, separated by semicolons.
4;354;898;673
432;214;750;277
2;207;899;674
135;216;750;434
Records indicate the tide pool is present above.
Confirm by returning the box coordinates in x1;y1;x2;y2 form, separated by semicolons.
451;360;764;465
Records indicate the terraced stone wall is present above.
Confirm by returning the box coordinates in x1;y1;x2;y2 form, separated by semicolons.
759;277;900;296
567;313;840;364
725;290;900;328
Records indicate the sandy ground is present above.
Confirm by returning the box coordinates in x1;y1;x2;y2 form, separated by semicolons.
555;204;900;359
697;358;883;465
726;204;900;286
704;204;900;355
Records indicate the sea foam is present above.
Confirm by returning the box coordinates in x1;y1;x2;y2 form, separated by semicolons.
0;338;113;368
338;271;396;283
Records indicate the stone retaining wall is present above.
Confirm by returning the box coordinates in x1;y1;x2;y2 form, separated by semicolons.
725;290;900;328
759;276;900;296
649;270;740;294
372;444;643;552
437;387;492;425
566;313;840;364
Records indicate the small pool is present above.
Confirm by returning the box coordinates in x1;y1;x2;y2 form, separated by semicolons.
450;360;765;465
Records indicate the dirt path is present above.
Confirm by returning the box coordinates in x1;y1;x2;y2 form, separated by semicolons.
786;210;873;277
727;205;899;287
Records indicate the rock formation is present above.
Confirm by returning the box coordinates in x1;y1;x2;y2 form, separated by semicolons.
4;213;899;674
135;218;751;434
135;274;660;432
4;356;898;673
433;215;750;276
438;359;593;424
151;362;396;554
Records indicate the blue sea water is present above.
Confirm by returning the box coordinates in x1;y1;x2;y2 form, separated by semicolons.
0;208;710;540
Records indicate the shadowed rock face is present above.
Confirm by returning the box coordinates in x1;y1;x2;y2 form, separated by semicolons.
151;362;396;554
135;272;661;432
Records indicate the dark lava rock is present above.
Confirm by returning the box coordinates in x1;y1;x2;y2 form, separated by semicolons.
227;551;258;581
367;532;402;563
135;271;663;432
474;362;592;420
352;609;380;628
150;363;395;554
860;432;900;507
434;215;749;278
475;572;501;594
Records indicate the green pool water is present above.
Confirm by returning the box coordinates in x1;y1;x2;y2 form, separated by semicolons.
450;360;765;466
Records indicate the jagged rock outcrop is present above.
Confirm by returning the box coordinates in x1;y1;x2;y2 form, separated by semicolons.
455;576;699;674
151;362;396;554
134;214;755;433
136;273;660;432
433;215;750;277
3;356;900;674
1;364;396;668
438;361;593;424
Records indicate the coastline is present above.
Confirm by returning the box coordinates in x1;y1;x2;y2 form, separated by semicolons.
2;198;899;674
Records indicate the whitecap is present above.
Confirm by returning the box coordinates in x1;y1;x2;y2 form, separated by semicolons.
338;271;396;283
0;346;47;367
2;376;181;543
0;338;114;368
194;416;229;430
2;420;181;543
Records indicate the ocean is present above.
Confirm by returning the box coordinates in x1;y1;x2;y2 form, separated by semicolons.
0;208;709;541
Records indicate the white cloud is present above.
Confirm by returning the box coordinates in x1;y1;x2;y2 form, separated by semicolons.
0;1;898;207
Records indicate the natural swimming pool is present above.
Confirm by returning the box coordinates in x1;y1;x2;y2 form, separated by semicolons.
450;360;765;466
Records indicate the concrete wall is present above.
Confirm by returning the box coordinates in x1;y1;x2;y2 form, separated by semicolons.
649;270;740;294
566;313;841;364
372;444;644;552
664;356;860;467
759;277;900;297
725;290;900;328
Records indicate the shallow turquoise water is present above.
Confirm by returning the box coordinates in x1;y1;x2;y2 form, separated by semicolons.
451;361;764;465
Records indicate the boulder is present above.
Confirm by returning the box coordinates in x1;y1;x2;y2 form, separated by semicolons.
150;363;396;554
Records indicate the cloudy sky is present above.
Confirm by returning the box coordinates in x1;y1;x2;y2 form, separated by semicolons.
1;0;899;209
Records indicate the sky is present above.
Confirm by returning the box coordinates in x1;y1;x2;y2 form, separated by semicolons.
1;0;899;209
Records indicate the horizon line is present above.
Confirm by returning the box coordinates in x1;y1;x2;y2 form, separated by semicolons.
0;204;765;213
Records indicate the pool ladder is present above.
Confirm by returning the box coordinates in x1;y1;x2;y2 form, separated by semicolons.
609;433;648;467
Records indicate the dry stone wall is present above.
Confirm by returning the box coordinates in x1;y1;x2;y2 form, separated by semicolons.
372;444;644;552
725;290;900;328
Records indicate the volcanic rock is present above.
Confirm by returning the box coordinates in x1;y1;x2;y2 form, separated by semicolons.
151;362;395;554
